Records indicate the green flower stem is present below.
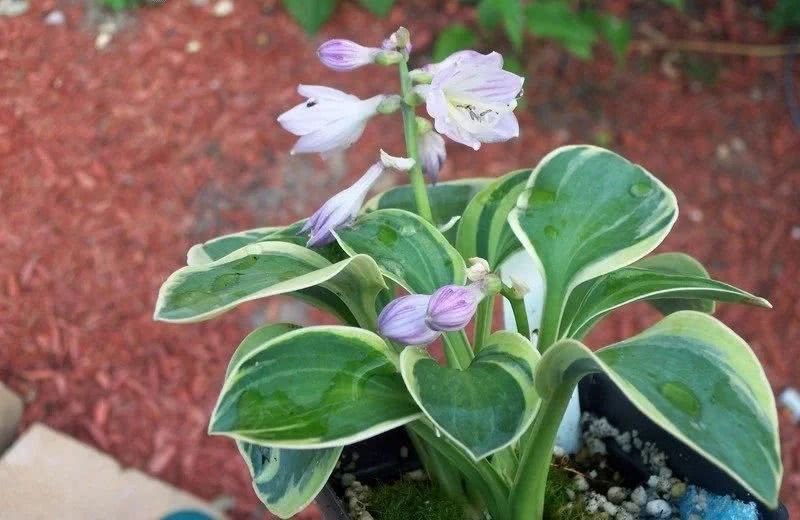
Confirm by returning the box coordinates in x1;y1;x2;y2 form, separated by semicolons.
510;382;574;520
398;59;434;223
537;282;565;352
500;287;530;339
407;428;464;499
473;296;495;352
442;330;474;370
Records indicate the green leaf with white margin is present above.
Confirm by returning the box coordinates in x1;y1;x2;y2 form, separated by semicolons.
560;252;771;339
154;241;385;327
400;331;540;460
335;209;466;294
537;311;782;507
227;324;341;519
210;326;421;447
456;169;532;269
186;220;348;266
363;179;490;245
509;145;678;345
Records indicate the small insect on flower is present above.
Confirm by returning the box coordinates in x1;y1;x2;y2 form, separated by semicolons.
277;85;385;154
317;39;382;71
415;51;524;150
378;294;441;346
426;283;484;331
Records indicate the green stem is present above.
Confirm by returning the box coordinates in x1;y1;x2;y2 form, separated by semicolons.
398;59;434;223
473;296;495;352
442;330;473;370
407;428;463;498
510;383;573;520
500;287;530;339
536;283;564;353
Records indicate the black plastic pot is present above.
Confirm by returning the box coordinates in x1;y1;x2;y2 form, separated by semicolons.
320;374;789;519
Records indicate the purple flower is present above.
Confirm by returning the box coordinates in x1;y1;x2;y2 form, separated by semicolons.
317;39;381;71
303;163;384;247
418;130;446;184
378;294;441;345
416;51;524;150
425;284;483;331
277;85;384;154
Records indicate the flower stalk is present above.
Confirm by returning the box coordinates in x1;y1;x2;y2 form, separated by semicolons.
398;58;435;223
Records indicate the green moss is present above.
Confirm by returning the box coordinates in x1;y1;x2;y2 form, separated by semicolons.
543;465;599;520
366;479;466;520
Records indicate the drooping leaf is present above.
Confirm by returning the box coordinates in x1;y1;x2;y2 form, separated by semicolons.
227;324;341;520
282;0;336;34
456;169;531;269
154;241;385;328
508;145;677;345
536;311;782;508
363;179;491;245
211;326;421;447
186;220;347;266
526;1;598;59
400;331;540;460
357;0;393;17
433;24;478;62
560;252;771;339
335;209;466;294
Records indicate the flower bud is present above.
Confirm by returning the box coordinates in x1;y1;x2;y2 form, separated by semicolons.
382;27;411;54
374;49;404;66
466;257;491;282
378;294;441;346
418;129;446;184
380;149;415;171
509;276;529;298
425;284;483;332
317;39;381;71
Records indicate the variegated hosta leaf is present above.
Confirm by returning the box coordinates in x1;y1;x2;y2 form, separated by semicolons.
537;311;782;508
400;331;540;460
560;252;771;339
363;179;491;245
210;326;421;447
508;145;678;343
226;324;340;520
335;209;466;294
186;220;348;266
237;442;341;520
456;169;532;269
154;241;385;327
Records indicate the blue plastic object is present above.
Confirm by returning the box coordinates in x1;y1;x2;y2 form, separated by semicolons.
679;485;758;520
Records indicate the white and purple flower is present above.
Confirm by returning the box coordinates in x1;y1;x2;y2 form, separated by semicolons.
418;129;446;184
317;39;382;71
277;85;384;154
378;294;441;345
416;51;524;150
303;151;414;247
425;283;483;331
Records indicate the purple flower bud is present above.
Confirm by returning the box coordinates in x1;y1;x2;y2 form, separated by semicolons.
418;130;446;184
304;163;384;247
425;284;482;332
378;294;441;346
317;39;380;71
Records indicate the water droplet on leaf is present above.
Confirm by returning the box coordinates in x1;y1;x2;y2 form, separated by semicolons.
630;182;653;198
659;381;701;419
544;225;559;239
377;225;398;246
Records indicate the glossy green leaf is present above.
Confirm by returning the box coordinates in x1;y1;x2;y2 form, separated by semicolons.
400;331;540;460
509;145;677;344
186;221;347;266
433;24;477;62
357;0;393;16
335;209;466;294
363;179;490;245
154;241;385;327
456;169;531;269
227;324;340;520
211;326;421;447
537;311;782;507
560;252;771;339
282;0;336;34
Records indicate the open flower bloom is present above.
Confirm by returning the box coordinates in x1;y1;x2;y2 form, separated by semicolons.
277;85;384;154
303;151;413;247
425;283;483;331
419;50;503;76
418;129;446;184
302;163;383;247
378;294;441;345
317;39;382;71
416;51;524;150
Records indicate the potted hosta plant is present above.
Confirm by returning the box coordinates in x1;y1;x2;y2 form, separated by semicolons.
154;27;784;520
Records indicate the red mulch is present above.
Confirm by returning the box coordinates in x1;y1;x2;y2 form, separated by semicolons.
1;0;798;518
